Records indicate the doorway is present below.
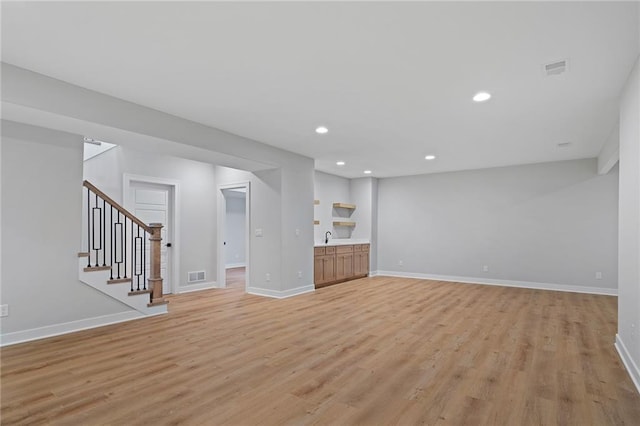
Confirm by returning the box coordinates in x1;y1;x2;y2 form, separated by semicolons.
124;174;179;295
217;182;250;291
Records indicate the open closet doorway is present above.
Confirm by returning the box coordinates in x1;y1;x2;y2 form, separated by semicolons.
217;183;250;291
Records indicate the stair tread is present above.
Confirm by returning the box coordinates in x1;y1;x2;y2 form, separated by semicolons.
129;289;152;296
108;278;132;284
147;300;169;307
83;266;111;272
77;252;89;258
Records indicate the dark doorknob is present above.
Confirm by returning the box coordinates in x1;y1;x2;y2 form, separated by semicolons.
166;243;172;248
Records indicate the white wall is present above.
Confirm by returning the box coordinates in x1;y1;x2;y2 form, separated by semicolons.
1;121;133;336
377;159;619;292
350;178;374;241
617;55;640;391
224;192;246;267
313;171;351;242
83;146;217;290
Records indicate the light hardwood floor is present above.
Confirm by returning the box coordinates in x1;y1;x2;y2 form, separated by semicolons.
2;276;639;425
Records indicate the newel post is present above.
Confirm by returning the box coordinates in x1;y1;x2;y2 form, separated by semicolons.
148;223;166;306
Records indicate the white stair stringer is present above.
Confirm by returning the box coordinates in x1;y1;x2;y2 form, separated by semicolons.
78;259;168;316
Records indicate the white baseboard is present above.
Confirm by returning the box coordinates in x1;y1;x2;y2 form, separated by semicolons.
615;334;640;395
247;284;315;299
226;263;246;269
0;310;167;347
375;270;618;296
177;281;217;294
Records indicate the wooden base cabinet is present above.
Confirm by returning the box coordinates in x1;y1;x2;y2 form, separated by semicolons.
353;244;370;276
314;246;336;286
314;244;369;288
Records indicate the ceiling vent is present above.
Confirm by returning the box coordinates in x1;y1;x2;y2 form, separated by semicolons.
544;59;568;76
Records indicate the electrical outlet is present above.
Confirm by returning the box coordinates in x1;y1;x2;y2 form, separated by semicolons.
398;260;403;266
0;304;8;317
295;229;300;236
297;271;302;279
265;273;271;282
595;271;603;280
483;265;489;272
255;228;263;237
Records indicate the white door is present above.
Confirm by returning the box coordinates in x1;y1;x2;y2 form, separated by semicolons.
131;182;172;294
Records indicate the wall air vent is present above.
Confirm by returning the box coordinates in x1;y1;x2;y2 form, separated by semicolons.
544;59;568;76
188;271;206;283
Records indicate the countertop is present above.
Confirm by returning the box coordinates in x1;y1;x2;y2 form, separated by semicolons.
314;239;370;247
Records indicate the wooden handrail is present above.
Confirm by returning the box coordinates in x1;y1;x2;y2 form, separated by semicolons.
83;180;152;233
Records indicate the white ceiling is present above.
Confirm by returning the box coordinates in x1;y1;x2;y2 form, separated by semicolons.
2;1;638;178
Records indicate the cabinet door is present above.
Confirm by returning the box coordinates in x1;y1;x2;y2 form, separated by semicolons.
336;253;354;280
354;251;369;276
353;252;362;276
362;251;369;275
323;254;336;282
314;255;325;284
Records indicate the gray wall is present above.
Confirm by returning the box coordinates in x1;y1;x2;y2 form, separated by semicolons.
83;146;217;290
1;121;132;335
617;55;640;383
224;192;246;267
4;63;316;303
377;159;619;291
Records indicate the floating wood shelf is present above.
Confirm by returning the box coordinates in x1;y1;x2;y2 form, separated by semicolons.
314;199;320;205
333;203;356;210
314;220;320;225
333;221;356;227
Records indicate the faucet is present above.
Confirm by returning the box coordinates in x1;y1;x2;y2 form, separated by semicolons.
325;231;332;244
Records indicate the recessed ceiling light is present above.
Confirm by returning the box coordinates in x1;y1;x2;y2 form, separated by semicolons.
473;92;491;102
363;170;372;174
336;161;345;166
425;155;436;160
315;126;329;134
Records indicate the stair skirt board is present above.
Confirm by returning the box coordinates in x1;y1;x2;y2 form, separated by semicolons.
0;310;167;347
78;259;166;315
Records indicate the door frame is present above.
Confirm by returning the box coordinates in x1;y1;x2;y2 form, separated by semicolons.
217;182;251;291
123;173;180;295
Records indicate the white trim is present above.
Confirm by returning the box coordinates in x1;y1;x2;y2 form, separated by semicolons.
177;281;218;293
218;182;251;291
375;270;618;296
0;310;167;347
225;263;246;269
247;284;315;299
615;334;640;395
123;173;181;295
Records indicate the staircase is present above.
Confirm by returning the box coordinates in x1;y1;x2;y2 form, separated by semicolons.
79;180;168;316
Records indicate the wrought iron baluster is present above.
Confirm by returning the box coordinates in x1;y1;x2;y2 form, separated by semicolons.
124;217;128;278
143;229;147;290
92;193;100;267
115;212;123;280
110;206;114;279
102;198;106;266
135;225;141;291
86;187;91;268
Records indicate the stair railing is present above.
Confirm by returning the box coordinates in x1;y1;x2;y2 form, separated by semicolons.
83;180;166;306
